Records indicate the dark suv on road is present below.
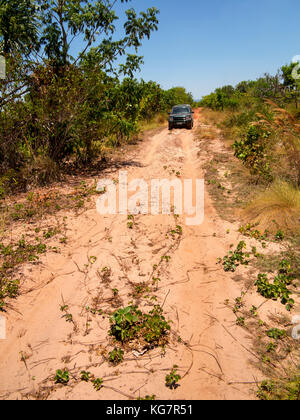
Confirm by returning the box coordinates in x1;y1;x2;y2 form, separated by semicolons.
168;104;194;130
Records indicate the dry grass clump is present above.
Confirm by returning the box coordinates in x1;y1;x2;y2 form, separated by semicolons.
196;126;219;140
199;107;230;126
21;155;61;187
243;180;300;233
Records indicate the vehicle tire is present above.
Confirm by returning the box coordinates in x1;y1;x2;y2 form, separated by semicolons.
187;122;193;130
168;124;173;130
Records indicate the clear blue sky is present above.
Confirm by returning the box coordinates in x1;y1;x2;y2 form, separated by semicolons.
74;0;300;99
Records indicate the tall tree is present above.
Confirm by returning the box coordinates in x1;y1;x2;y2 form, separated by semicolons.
37;0;159;72
0;0;39;56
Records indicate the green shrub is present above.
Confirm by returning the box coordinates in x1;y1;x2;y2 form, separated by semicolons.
233;125;273;181
109;305;171;346
219;241;250;272
255;272;294;311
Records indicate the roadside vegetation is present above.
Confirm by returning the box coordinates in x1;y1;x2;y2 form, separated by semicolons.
200;64;300;226
199;63;300;239
200;63;300;400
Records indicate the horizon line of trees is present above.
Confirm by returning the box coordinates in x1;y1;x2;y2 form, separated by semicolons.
199;62;300;111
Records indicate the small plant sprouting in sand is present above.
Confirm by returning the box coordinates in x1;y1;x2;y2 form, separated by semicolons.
54;369;70;385
170;225;183;236
165;365;181;389
250;305;258;317
89;255;97;264
236;317;246;327
80;371;92;382
127;214;135;229
152;277;161;290
60;304;73;323
92;377;104;391
108;347;124;365
137;394;156;400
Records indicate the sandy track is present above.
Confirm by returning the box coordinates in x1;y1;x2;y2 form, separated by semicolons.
0;110;262;400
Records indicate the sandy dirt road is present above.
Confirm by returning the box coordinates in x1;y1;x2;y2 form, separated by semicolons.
0;110;262;400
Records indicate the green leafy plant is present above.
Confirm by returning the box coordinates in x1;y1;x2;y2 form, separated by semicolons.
165;365;181;389
236;317;245;327
92;378;103;391
238;223;269;242
109;306;140;342
43;228;59;239
250;305;258;317
257;376;300;400
152;277;161;290
255;272;294;311
108;348;124;365
170;225;183;236
266;342;277;353
63;313;73;323
275;230;285;241
109;305;171;346
257;380;275;400
219;241;250;272
233;295;244;313
60;304;75;324
131;283;149;298
142;305;171;344
80;371;92;382
54;369;70;385
0;279;20;309
266;328;286;340
137;394;156;400
0;235;49;309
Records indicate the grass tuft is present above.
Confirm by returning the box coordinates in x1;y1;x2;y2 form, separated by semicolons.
243;180;300;233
